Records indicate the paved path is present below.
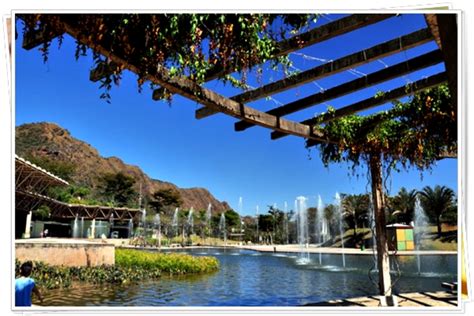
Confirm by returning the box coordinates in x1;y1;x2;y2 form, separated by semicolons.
306;290;457;307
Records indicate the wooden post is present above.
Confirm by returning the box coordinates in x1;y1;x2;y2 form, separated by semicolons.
369;153;392;297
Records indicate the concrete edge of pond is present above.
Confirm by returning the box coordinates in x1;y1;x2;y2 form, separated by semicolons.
120;244;457;256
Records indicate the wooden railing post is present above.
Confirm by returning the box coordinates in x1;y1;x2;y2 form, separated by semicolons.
369;153;392;297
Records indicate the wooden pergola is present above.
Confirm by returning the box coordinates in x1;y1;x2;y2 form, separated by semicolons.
17;13;457;301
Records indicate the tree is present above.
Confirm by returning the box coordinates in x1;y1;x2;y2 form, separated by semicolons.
148;188;183;214
24;155;76;181
418;185;455;237
98;172;137;207
341;193;369;238
224;209;240;228
389;187;417;224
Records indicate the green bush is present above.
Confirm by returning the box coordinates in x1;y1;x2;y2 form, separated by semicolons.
15;249;218;289
115;248;219;275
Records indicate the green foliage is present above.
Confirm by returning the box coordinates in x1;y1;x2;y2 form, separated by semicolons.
98;172;137;207
418;185;456;237
23;155;76;181
20;14;317;102
148;188;183;213
115;248;219;275
224;209;240;227
33;205;50;220
388;187;418;224
48;185;91;203
314;85;456;172
15;249;218;290
341;193;370;236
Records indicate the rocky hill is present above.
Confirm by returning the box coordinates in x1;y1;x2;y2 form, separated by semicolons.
15;122;230;212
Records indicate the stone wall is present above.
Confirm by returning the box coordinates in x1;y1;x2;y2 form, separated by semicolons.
15;239;115;267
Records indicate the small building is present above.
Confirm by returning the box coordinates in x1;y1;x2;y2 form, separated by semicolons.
386;224;415;251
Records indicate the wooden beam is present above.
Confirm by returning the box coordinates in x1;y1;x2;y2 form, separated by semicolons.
197;27;433;117
56;17;327;142
154;14;395;101
235;49;444;132
424;14;457;111
271;71;447;140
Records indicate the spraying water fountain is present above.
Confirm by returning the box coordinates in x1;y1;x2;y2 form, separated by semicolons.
206;203;212;241
335;193;346;268
141;209;147;237
187;207;194;235
316;196;324;265
255;205;259;244
72;214;79;238
219;212;227;245
172;208;179;238
296;196;310;263
414;196;428;274
284;201;289;245
109;213;114;237
238;197;243;244
154;214;161;247
81;217;84;238
128;218;133;238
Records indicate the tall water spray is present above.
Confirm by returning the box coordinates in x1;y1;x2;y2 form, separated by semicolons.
109;213;114;238
81;217;84;238
172;208;179;238
206;203;212;239
238;197;243;243
296;196;310;262
154;213;161;247
141;209;147;237
128;218;133;238
335;193;346;268
256;205;260;244
316;196;324;265
414;197;428;274
219;212;227;244
154;214;161;233
284;201;289;244
187;207;194;235
72;214;79;238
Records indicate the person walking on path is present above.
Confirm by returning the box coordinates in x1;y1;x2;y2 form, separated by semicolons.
15;261;43;307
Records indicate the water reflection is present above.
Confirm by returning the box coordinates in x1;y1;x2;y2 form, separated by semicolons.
38;248;457;306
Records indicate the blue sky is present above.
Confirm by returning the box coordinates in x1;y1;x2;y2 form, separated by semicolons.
15;14;457;215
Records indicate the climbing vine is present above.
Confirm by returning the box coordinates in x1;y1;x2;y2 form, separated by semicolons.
19;14;317;101
312;84;456;172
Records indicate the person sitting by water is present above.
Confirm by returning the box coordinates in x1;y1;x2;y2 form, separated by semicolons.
15;261;43;307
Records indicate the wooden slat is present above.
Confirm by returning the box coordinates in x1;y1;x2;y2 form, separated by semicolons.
424;14;457;111
271;71;448;140
234;49;444;132
55;17;327;142
154;14;395;101
197;27;433;118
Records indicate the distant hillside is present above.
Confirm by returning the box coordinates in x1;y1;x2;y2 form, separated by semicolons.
15;122;230;212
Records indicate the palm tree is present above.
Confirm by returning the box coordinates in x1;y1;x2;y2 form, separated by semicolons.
341;194;369;238
390;187;418;224
418;185;455;237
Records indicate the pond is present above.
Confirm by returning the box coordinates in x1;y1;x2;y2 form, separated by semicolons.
38;248;457;306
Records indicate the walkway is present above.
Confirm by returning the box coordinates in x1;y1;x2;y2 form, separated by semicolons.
306;291;457;307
